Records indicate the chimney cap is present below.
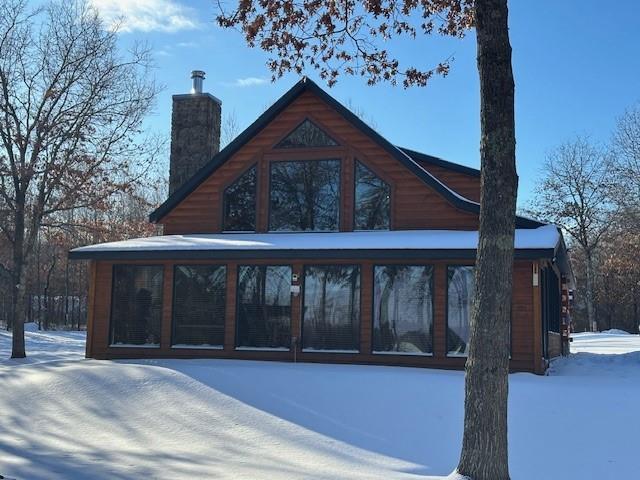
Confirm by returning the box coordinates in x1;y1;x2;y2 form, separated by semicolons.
191;70;206;94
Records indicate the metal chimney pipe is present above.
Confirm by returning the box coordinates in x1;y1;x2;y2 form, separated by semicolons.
191;70;205;94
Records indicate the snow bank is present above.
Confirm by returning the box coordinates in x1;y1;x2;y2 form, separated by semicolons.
601;328;631;335
1;330;638;480
23;322;39;332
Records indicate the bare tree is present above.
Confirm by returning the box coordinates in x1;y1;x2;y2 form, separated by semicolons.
0;0;160;357
528;137;616;332
217;0;517;477
221;109;241;148
612;103;640;229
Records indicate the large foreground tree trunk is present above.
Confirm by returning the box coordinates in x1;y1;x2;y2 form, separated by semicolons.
457;0;516;479
11;202;27;359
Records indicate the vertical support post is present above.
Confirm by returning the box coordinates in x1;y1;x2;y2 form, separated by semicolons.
342;149;355;232
225;262;238;352
290;263;303;358
433;263;447;358
257;159;269;233
360;263;373;354
532;261;544;374
85;260;96;358
160;263;174;350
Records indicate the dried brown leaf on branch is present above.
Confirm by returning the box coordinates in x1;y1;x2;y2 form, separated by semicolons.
217;0;474;87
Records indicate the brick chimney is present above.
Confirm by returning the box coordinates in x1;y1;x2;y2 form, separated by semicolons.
169;70;221;194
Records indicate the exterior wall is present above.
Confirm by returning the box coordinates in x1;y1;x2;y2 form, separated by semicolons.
87;258;540;373
418;163;481;203
161;90;478;234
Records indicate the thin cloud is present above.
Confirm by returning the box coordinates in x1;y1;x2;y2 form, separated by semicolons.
176;41;199;48
90;0;200;33
224;77;269;88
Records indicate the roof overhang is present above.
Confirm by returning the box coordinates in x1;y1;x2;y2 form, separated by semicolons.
69;227;560;261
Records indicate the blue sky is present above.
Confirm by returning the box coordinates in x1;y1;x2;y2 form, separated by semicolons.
92;0;640;206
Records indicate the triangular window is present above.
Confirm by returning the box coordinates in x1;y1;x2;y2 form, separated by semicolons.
275;119;338;149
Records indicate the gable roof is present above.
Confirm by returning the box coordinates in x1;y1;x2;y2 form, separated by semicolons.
150;77;543;228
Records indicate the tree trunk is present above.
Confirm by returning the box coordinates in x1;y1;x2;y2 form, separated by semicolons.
11;193;28;358
584;250;597;332
457;0;516;479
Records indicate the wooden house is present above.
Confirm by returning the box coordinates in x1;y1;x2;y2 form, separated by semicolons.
70;73;573;374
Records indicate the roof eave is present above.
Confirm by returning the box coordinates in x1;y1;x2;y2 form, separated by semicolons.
69;247;556;262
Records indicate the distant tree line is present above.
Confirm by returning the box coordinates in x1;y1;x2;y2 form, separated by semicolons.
527;104;640;334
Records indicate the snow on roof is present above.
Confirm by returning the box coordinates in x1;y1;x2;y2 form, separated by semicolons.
70;225;560;257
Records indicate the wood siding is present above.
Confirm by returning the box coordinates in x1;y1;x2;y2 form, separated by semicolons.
419;163;481;203
161;91;479;234
88;257;539;373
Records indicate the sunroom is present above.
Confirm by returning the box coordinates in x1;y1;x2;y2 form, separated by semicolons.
70;226;563;372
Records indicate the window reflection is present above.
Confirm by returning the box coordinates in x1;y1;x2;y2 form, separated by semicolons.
447;266;475;355
303;265;360;351
373;265;433;354
172;265;226;347
355;161;390;230
270;159;340;231
111;265;163;346
223;166;256;231
236;265;292;349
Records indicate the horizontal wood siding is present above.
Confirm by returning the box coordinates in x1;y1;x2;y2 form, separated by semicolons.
161;91;479;234
87;258;539;373
419;164;481;203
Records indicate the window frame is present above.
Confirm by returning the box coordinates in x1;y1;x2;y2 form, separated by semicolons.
268;158;342;233
371;263;435;356
353;159;392;231
170;263;227;350
301;263;361;353
109;264;164;349
234;263;293;352
221;164;258;233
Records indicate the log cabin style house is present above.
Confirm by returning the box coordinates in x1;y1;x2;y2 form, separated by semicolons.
70;73;573;374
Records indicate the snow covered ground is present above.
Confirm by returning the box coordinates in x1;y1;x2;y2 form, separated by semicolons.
1;328;638;480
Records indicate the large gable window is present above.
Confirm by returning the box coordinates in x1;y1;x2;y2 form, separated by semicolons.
172;265;226;348
110;265;163;347
275;119;338;149
269;159;340;231
447;266;475;356
373;265;433;355
236;265;292;350
302;265;360;352
223;166;256;231
354;161;390;230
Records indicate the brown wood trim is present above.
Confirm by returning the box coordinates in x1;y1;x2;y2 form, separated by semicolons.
433;263;446;358
224;262;238;350
160;264;174;349
85;260;96;358
360;263;373;354
532;261;544;374
291;263;303;354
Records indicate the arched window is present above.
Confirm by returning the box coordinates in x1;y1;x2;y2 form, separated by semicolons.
354;161;390;230
223;166;256;231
